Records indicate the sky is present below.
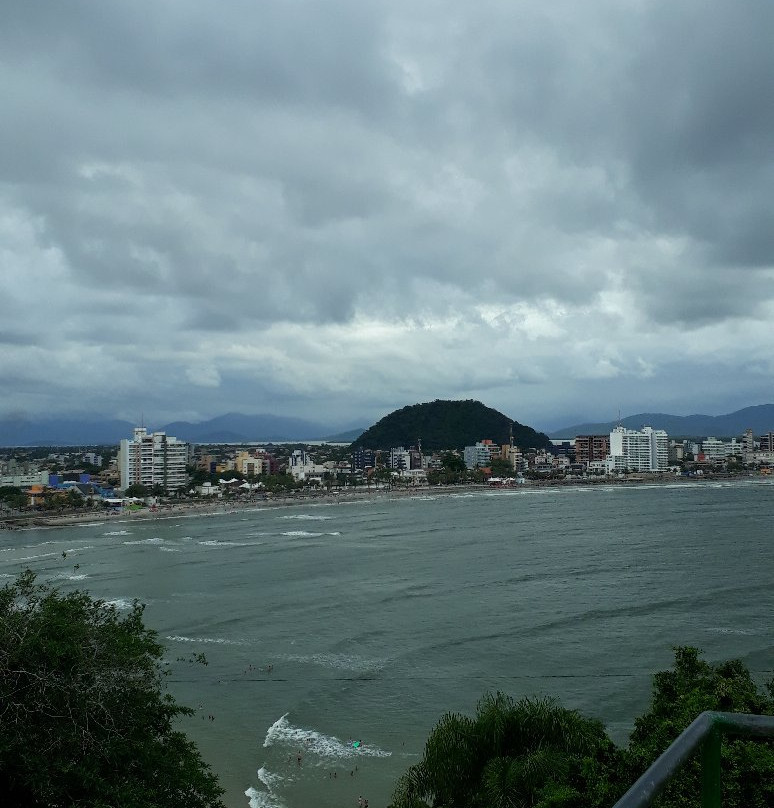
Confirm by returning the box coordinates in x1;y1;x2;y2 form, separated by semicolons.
2;0;773;433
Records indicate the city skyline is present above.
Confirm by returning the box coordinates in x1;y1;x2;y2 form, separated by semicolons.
2;1;773;430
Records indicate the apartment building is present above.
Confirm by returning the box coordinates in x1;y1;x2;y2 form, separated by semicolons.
606;426;668;473
574;435;610;464
119;428;189;492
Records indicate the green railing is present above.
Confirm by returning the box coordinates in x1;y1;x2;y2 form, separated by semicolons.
612;711;774;808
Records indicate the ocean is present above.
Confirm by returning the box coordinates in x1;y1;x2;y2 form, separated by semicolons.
2;479;773;808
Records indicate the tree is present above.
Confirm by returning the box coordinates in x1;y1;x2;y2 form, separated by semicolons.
391;693;622;808
391;649;774;808
124;483;150;498
0;571;225;808
624;647;774;808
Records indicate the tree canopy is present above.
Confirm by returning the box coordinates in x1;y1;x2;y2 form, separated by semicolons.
351;399;552;452
625;646;774;808
0;571;225;808
391;648;774;808
391;693;622;808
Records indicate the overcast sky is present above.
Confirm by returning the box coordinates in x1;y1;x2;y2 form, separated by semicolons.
2;0;773;432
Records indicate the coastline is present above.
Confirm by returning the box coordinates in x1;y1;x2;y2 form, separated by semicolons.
0;472;761;531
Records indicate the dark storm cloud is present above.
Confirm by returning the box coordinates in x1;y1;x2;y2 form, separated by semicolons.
1;0;772;425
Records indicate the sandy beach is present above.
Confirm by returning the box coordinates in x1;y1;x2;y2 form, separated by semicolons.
0;485;463;530
0;472;750;531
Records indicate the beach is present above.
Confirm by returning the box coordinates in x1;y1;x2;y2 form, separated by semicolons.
0;472;753;531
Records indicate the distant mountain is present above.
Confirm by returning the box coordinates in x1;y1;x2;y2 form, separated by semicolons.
549;404;774;439
323;427;367;443
156;413;336;443
352;399;552;452
0;417;135;447
0;412;346;447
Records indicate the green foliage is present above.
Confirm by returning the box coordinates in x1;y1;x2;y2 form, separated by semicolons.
124;483;150;498
351;399;552;452
0;571;225;808
392;649;774;808
391;693;621;808
490;458;514;476
625;646;774;808
0;485;27;509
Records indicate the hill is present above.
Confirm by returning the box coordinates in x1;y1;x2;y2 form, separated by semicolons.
549;404;774;439
351;400;552;452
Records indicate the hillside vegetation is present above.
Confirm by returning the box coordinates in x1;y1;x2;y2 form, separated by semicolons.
351;399;551;452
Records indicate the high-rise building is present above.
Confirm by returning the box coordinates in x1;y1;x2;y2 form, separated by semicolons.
606;426;668;473
119;428;189;492
574;435;610;464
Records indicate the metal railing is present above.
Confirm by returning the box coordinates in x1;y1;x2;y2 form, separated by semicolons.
612;711;774;808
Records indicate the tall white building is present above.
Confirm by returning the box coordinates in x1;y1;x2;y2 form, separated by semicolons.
119;428;189;492
606;426;668;473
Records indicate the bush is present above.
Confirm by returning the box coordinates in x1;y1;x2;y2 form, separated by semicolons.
0;571;225;808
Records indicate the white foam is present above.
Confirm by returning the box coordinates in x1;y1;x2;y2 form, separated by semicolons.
705;626;756;635
245;786;285;808
76;522;105;527
165;635;247;646
105;598;134;611
104;530;132;536
280;530;323;537
15;551;58;561
122;537;164;545
198;539;264;547
278;514;332;521
263;714;391;759
159;547;181;552
282;652;385;673
53;573;90;581
65;546;95;553
256;766;283;790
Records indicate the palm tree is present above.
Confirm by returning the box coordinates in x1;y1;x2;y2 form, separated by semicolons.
391;693;618;808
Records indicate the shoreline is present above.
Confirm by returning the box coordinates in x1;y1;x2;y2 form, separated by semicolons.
0;472;763;531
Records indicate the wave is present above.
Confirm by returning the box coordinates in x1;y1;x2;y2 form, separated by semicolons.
245;785;285;808
165;635;248;646
104;530;133;536
15;551;58;561
76;522;105;527
123;537;164;545
278;514;333;521
105;598;134;611
281;652;385;674
198;539;265;547
263;714;391;759
280;530;324;537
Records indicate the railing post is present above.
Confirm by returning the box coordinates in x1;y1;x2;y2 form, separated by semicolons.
700;726;721;808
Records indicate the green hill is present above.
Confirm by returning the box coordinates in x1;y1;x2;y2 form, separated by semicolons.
351;400;551;452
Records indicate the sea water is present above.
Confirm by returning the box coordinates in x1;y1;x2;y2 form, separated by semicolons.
2;480;773;808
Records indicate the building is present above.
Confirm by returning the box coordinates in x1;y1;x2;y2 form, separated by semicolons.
759;432;774;452
119;428;189;492
742;429;755;462
574;435;610;464
389;447;411;471
351;448;376;472
606;426;668;473
463;440;498;469
287;449;326;481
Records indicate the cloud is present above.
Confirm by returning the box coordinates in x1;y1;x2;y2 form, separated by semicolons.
1;0;772;430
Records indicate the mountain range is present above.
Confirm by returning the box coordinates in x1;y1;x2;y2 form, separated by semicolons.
549;404;774;439
1;403;772;447
0;413;366;447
